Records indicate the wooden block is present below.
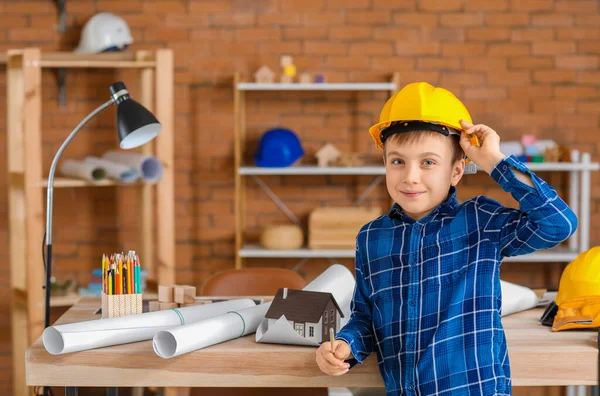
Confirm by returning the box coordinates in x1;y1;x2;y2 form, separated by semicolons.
149;301;161;312
159;302;178;310
158;285;174;303
182;300;212;307
174;285;196;305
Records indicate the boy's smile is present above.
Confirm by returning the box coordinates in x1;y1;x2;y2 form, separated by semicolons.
384;132;465;221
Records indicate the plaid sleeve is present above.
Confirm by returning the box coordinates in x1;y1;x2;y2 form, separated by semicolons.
479;155;578;258
335;235;375;365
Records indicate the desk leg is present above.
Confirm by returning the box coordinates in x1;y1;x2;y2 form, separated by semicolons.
107;388;118;396
66;387;78;396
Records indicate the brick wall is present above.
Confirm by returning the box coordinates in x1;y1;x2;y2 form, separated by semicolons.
0;0;598;394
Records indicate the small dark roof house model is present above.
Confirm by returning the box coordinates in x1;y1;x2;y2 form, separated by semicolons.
265;288;345;342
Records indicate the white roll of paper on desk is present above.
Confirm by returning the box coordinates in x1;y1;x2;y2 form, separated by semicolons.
84;156;138;183
152;264;355;358
102;150;163;183
60;159;106;182
500;280;539;316
42;298;255;355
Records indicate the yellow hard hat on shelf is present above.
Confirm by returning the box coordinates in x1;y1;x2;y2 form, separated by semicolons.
368;82;474;150
555;247;600;306
552;246;600;331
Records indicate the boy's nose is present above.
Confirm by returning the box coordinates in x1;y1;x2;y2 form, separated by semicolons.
403;164;420;184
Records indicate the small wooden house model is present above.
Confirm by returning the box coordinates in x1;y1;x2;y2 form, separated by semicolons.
265;288;345;343
315;143;341;167
254;65;275;83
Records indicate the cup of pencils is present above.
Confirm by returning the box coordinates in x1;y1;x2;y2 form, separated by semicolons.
101;250;143;319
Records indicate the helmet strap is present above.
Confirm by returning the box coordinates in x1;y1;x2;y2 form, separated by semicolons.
380;121;459;145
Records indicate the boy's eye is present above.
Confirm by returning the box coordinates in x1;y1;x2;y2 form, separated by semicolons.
422;160;436;166
391;159;404;165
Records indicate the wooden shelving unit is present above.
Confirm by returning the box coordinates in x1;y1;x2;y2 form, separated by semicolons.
6;48;175;396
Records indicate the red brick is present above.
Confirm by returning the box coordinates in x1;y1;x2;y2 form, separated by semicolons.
212;12;256;27
373;27;417;41
396;42;441;55
126;14;164;28
303;11;345;25
577;101;600;114
418;0;463;11
284;27;328;39
325;56;372;69
393;13;438;26
420;27;465;42
556;56;599;70
189;0;232;12
393;71;442;85
466;27;511;41
532;100;576;114
3;1;55;12
0;15;27;27
509;57;553;69
463;57;508;71
509;0;554;11
440;72;485;86
556;0;598;13
327;0;370;8
281;0;325;10
257;13;302;26
533;70;577;83
350;42;394;55
305;41;348;55
371;56;416;71
485;13;530;26
191;28;234;42
579;71;600;84
258;42;303;55
348;10;392;24
145;28;189;42
511;28;554;42
532;14;573;26
331;26;373;40
440;13;483;27
96;0;144;11
373;0;415;9
463;87;507;100
509;86;553;99
442;43;487;56
488;44;530;56
489;71;532;85
143;0;187;13
557;28;600;40
484;99;531;114
418;57;462;70
234;28;281;42
576;15;600;26
8;28;58;42
165;14;209;28
532;42;576;55
554;86;598;99
465;0;508;10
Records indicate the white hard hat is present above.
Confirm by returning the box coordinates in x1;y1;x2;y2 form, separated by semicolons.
75;12;133;54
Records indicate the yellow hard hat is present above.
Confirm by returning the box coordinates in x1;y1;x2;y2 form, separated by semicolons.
369;82;474;150
555;246;600;306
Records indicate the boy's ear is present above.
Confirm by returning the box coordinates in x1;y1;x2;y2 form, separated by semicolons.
451;158;466;186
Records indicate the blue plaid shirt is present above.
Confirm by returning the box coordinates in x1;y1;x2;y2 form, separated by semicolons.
336;155;577;396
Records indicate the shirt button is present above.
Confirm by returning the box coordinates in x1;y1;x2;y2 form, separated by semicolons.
503;165;507;170
407;385;414;391
409;300;416;306
408;342;414;349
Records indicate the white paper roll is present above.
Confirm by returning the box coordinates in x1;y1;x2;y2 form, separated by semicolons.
42;298;255;355
152;264;356;358
102;150;163;183
500;280;539;316
83;156;138;183
60;159;106;181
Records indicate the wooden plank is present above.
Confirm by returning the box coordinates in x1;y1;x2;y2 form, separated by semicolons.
234;73;244;269
11;291;29;396
154;49;176;285
136;50;155;281
26;302;598;387
39;51;155;68
22;48;45;346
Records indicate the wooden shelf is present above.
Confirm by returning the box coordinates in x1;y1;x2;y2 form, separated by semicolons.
37;177;146;188
237;82;397;91
50;292;81;308
238;161;600;176
239;244;579;262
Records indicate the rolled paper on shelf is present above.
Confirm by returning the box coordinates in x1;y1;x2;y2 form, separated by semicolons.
83;156;138;183
60;159;106;181
42;298;256;355
102;150;164;183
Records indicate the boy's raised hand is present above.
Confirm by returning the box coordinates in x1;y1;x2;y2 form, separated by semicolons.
315;339;352;376
459;120;506;174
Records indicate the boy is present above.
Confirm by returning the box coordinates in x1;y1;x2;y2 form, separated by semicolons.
315;82;577;395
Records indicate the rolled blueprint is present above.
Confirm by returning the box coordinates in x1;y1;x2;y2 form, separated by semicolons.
60;159;106;182
43;298;255;355
83;156;138;183
102;150;163;183
152;264;355;358
500;280;539;317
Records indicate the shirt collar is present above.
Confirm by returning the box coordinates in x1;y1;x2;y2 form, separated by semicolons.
387;186;459;224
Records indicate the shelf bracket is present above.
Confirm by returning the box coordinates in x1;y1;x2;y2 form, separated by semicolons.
56;68;67;107
55;0;67;34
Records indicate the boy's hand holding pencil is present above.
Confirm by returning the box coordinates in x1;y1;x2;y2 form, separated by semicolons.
315;328;351;376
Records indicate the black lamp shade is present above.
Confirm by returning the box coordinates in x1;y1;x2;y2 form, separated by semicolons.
116;98;162;149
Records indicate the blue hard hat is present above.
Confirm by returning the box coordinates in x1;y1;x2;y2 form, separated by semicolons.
254;128;304;167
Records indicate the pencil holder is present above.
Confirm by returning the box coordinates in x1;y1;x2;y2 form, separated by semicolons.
101;292;143;319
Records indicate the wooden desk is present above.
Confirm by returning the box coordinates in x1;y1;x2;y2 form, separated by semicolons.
26;298;599;390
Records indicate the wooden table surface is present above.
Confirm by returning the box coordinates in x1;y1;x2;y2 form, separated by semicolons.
26;298;598;388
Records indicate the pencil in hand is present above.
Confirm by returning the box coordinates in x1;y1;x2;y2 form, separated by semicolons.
329;327;335;353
